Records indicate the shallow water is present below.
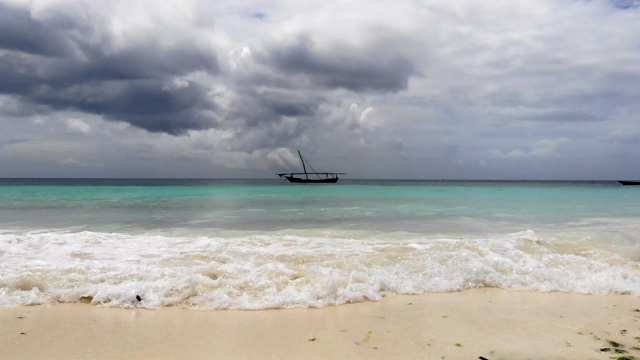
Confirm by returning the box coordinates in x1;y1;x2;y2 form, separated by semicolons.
1;179;638;309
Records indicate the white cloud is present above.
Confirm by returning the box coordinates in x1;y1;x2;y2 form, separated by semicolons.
65;118;90;134
228;46;251;69
346;103;376;131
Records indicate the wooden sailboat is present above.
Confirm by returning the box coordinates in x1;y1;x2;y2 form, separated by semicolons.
278;151;344;183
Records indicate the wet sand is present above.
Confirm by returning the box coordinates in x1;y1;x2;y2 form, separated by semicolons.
1;288;639;360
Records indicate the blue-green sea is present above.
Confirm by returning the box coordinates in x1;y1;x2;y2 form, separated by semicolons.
1;179;639;309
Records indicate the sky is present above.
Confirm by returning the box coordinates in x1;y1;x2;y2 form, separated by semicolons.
1;0;639;179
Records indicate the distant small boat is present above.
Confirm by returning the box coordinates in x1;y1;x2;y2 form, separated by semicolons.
619;180;640;186
278;151;344;184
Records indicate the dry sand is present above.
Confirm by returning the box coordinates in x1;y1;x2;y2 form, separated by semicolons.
1;289;639;360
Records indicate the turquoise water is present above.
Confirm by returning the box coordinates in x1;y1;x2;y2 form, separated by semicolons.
0;179;639;309
1;179;637;233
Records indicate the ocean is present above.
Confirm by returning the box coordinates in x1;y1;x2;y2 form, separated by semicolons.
0;179;638;309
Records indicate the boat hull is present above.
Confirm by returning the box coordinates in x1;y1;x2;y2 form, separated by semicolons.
285;176;339;184
277;151;343;184
619;180;640;186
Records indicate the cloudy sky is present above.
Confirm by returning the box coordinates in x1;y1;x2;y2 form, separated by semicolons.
1;0;639;179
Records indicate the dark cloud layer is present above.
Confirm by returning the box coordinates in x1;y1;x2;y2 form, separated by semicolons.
0;3;220;134
229;88;322;126
36;80;217;134
0;2;416;136
269;40;415;93
0;3;68;56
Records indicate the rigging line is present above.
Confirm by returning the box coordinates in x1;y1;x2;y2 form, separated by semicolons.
304;158;322;179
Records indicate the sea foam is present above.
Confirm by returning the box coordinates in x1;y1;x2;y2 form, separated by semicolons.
0;228;638;309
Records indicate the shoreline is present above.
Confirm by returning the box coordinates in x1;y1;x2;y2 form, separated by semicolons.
2;289;639;360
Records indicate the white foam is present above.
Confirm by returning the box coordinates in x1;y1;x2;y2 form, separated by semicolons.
0;228;638;309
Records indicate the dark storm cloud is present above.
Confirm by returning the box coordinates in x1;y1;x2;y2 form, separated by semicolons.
0;52;42;94
0;2;421;139
221;36;416;140
32;80;216;134
0;3;68;56
74;44;218;82
255;90;319;118
227;87;322;128
0;3;219;134
267;40;415;93
0;44;217;90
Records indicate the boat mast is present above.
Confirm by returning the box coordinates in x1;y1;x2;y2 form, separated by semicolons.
298;150;309;180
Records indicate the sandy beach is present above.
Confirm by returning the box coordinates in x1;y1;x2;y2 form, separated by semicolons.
1;289;638;360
